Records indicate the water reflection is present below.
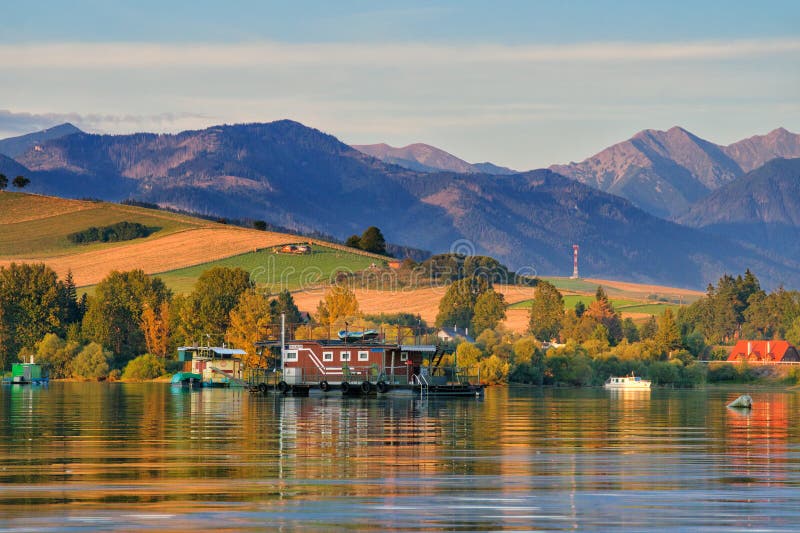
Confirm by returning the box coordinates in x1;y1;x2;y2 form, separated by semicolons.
0;384;799;530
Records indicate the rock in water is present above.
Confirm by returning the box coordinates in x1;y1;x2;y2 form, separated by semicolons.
727;394;753;409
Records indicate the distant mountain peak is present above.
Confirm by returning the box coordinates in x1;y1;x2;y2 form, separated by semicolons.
0;122;83;158
351;141;515;175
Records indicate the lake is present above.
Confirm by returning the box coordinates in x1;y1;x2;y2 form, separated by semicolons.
1;383;799;531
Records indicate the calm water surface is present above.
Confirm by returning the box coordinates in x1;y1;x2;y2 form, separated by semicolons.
1;383;799;531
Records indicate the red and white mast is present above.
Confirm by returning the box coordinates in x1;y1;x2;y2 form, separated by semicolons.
571;244;579;279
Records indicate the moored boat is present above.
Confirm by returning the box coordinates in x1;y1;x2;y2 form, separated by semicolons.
254;321;484;398
604;373;651;389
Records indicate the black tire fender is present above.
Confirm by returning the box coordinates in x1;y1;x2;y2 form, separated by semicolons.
376;380;388;393
320;380;329;392
278;380;289;393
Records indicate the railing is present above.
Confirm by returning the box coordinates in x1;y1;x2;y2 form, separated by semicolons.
414;372;429;397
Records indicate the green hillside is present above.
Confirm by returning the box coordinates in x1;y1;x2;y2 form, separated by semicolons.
153;244;382;294
0;193;204;257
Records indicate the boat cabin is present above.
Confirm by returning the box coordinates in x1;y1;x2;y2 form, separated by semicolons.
281;339;437;386
178;346;246;386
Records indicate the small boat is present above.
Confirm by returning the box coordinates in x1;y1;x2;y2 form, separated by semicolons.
1;362;49;386
604;373;651;389
170;372;202;387
337;329;379;341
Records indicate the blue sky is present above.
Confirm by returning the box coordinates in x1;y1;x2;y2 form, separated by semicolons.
0;1;798;168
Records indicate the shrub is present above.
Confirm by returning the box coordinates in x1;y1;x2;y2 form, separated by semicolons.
71;342;112;380
479;354;510;385
68;221;153;244
122;353;166;381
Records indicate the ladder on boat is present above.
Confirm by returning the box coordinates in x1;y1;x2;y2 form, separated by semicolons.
209;367;248;387
415;372;429;398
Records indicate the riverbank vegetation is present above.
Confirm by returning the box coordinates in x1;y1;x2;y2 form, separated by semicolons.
1;260;798;387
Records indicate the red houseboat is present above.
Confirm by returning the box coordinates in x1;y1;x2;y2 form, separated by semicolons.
254;326;483;397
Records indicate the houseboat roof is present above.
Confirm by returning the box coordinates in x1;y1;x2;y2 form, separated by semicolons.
178;346;247;356
401;344;437;353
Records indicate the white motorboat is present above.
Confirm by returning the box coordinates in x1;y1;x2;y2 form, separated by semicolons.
604;373;651;389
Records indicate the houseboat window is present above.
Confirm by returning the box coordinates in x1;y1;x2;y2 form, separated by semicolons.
340;351;351;361
323;351;333;362
400;352;408;361
285;350;298;362
358;350;369;361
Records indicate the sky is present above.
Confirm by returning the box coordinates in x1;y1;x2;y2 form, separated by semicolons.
0;0;798;169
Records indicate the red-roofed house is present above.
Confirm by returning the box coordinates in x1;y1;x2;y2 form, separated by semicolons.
727;340;800;363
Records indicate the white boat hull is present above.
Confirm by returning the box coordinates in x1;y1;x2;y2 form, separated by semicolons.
604;375;651;389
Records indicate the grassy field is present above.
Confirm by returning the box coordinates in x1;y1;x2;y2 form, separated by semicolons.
542;276;702;304
0;192;207;257
509;294;641;310
157;244;383;294
0;193;362;287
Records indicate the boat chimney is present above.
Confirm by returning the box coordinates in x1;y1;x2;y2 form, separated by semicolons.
767;341;771;354
747;341;752;355
30;354;34;364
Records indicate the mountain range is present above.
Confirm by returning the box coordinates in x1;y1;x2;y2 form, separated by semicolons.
550;126;800;219
351;142;516;175
1;120;800;289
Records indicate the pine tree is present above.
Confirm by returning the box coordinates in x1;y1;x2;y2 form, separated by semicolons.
359;226;386;255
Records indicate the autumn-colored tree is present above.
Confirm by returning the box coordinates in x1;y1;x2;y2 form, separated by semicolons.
528;280;564;341
177;266;252;343
471;289;506;335
82;269;170;363
225;290;275;368
140;301;170;359
584;296;623;344
316;285;360;325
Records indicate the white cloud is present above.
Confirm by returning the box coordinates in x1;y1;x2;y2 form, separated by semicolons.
0;109;212;138
0;38;798;69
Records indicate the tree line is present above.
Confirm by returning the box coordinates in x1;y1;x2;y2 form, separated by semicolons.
0;174;30;190
429;269;800;387
0;263;301;380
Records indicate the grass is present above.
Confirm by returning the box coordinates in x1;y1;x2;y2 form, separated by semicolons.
508;294;641;310
615;303;682;316
0;193;204;257
156;244;383;294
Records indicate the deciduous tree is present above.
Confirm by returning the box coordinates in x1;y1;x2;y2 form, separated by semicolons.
528;280;564;341
435;276;490;329
471;289;506;335
71;342;112;380
82;270;171;363
225;290;274;368
140;301;170;359
0;263;74;366
316;285;360;325
178;267;252;343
